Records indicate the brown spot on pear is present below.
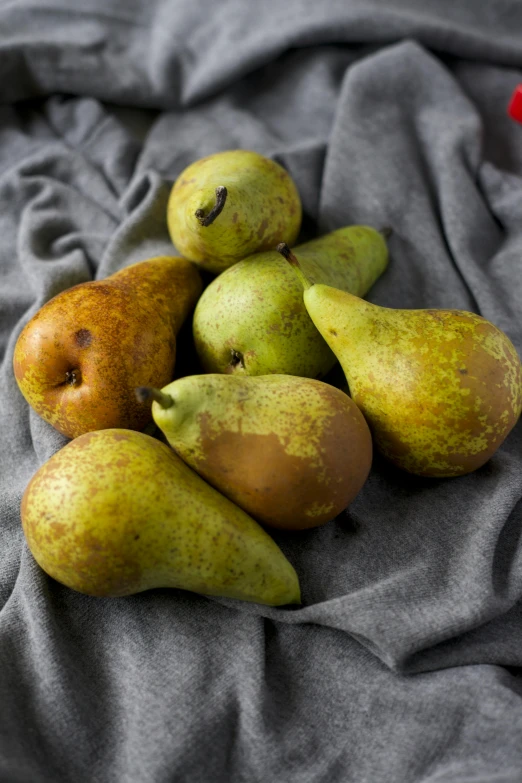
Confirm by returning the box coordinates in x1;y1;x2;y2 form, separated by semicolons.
74;329;92;348
256;218;269;240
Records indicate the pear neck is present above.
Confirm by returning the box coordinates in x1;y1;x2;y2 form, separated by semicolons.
276;243;313;290
135;387;174;409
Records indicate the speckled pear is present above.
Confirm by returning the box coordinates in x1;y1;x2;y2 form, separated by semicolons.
285;250;522;477
193;226;389;378
166;150;302;274
21;429;300;605
13;257;202;439
137;374;372;530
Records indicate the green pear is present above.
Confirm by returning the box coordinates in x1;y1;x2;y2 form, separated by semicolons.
192;226;389;378
283;246;522;477
136;374;372;530
21;429;300;605
167;150;302;274
13;256;202;439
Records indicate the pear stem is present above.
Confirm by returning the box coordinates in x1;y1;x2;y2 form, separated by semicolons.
135;387;174;409
195;186;228;227
276;243;313;290
379;226;393;239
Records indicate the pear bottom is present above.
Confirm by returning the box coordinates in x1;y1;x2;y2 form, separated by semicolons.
21;429;300;606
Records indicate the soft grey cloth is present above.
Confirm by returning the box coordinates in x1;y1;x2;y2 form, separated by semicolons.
1;2;522;781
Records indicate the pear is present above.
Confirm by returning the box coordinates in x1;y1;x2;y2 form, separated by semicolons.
193;225;389;378
136;374;372;530
282;246;522;477
13;256;202;439
20;429;300;605
166;150;302;274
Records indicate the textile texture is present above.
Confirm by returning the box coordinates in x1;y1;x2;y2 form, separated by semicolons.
1;1;522;781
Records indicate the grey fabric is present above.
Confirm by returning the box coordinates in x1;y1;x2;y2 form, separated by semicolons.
1;1;522;781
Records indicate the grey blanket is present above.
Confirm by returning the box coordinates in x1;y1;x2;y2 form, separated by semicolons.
1;2;522;781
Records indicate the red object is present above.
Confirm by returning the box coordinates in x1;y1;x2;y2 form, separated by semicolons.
508;84;522;124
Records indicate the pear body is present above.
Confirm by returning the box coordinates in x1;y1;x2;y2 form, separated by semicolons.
303;285;522;477
13;257;202;439
21;429;300;605
150;374;372;530
193;226;388;378
167;150;302;274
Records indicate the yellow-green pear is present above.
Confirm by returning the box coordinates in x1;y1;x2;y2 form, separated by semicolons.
167;150;302;274
136;374;372;530
193;225;389;379
281;245;522;477
21;429;300;606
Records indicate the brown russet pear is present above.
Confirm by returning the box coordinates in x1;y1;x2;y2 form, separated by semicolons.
137;374;372;530
13;256;202;439
192;225;389;379
281;245;522;477
167;150;302;274
21;429;300;606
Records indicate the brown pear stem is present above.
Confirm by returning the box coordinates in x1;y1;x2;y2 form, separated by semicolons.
276;242;295;263
276;243;313;290
195;186;228;227
135;387;174;409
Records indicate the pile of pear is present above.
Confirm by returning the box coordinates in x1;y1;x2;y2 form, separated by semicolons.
14;149;522;608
